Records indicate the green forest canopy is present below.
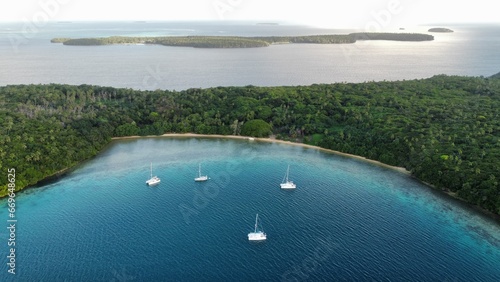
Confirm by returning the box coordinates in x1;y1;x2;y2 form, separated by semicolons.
0;74;499;215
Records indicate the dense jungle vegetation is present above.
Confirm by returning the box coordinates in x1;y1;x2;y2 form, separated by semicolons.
1;74;499;215
51;32;433;48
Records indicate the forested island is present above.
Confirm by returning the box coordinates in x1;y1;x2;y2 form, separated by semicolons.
428;28;454;33
51;32;434;48
1;74;499;216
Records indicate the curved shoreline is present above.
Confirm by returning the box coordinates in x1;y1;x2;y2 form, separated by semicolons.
112;133;500;222
4;133;498;223
112;133;411;174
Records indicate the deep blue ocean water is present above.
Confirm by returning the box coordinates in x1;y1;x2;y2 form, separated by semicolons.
1;138;499;281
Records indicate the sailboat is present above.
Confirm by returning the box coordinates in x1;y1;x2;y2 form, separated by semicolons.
194;163;208;182
248;214;267;241
280;165;296;189
146;162;161;186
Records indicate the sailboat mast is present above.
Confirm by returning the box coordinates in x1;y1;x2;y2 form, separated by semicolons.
150;162;153;178
286;165;290;182
199;163;201;177
254;214;259;232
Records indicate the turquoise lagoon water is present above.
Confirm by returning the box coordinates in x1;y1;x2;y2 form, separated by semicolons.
1;137;500;281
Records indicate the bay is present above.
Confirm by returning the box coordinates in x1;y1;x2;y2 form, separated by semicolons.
1;138;499;281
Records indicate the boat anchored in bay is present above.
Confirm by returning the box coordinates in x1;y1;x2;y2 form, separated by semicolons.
194;163;208;182
248;214;267;241
280;165;296;189
146;162;161;186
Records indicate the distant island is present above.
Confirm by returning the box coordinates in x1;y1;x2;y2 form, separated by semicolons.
428;28;454;33
51;32;434;48
491;71;500;79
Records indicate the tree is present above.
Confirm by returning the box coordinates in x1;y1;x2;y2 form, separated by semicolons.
240;119;272;137
115;122;140;136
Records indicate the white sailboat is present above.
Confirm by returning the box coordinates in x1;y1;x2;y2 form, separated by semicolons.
248;214;267;241
194;163;208;182
280;165;296;189
146;162;161;186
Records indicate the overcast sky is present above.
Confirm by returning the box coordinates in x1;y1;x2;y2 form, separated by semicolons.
1;0;498;28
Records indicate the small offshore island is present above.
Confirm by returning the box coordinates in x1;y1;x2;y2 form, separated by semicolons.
51;32;434;48
428;27;454;33
1;74;500;218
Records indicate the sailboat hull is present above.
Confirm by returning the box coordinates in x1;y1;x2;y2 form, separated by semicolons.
146;177;161;186
194;176;208;182
280;182;296;189
248;232;267;241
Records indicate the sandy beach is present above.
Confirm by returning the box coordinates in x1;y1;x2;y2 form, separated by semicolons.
111;133;411;175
